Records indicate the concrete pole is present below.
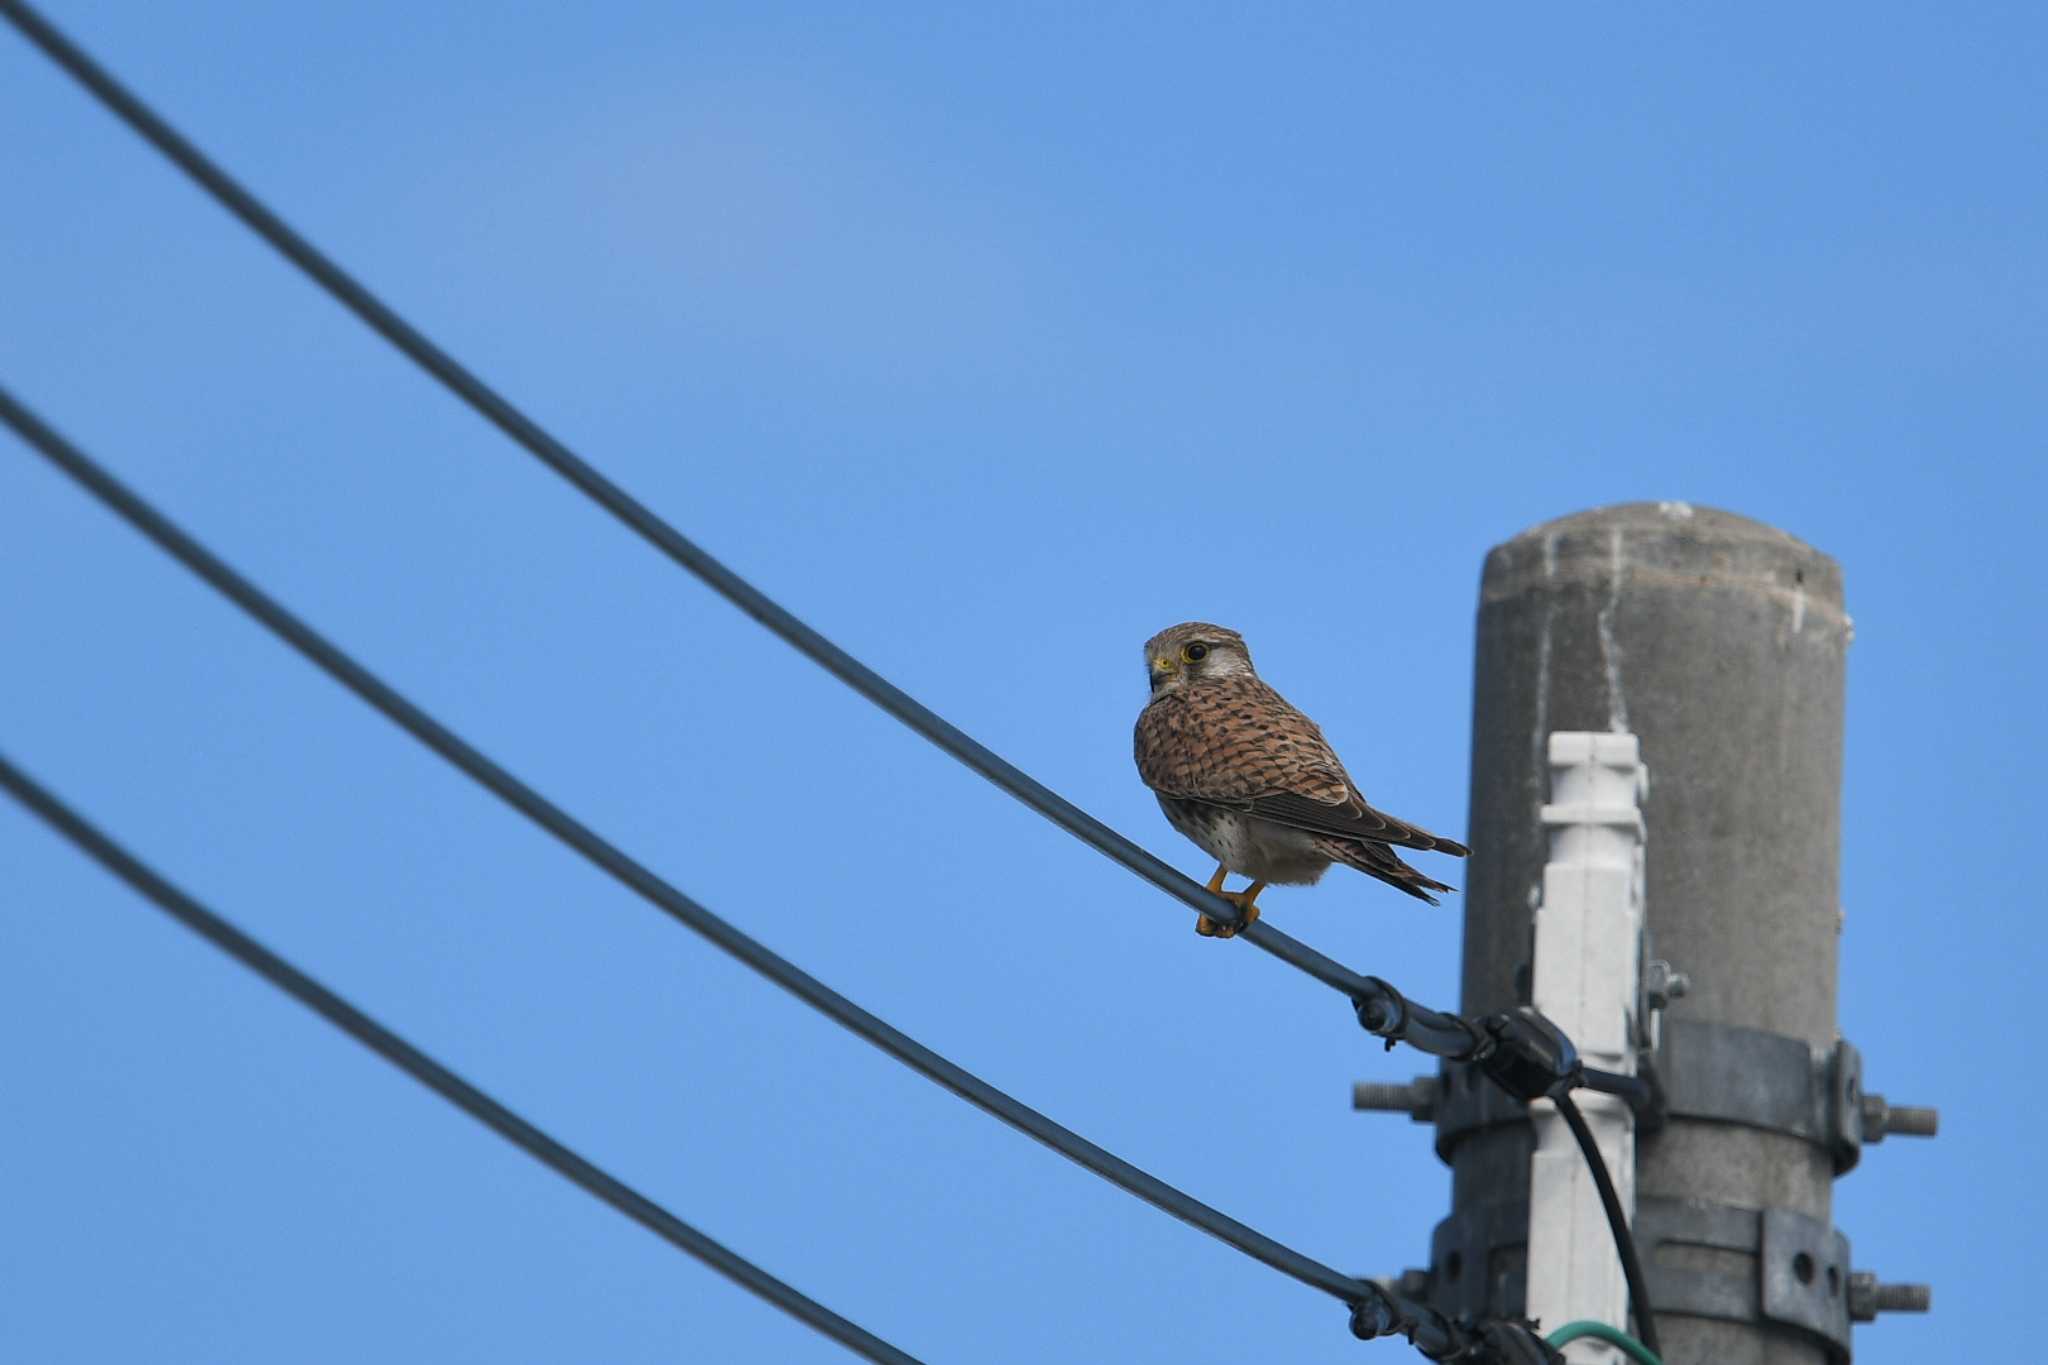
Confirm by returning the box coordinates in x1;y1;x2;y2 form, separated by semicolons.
1452;503;1850;1364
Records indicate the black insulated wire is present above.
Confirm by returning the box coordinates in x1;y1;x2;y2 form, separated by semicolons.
0;0;1480;1059
1552;1090;1661;1361
0;751;924;1365
0;384;1397;1322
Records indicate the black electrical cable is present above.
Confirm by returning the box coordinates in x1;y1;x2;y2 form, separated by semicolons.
0;0;1484;1060
0;751;922;1365
1552;1091;1661;1361
0;386;1410;1329
1577;1067;1653;1110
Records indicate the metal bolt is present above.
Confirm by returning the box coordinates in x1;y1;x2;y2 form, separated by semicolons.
1848;1271;1932;1321
1644;957;1690;1009
1351;1076;1438;1121
1861;1093;1940;1142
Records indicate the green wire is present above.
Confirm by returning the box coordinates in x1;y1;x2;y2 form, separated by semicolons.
1544;1319;1663;1365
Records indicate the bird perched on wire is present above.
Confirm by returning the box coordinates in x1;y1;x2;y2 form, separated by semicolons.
1134;622;1470;938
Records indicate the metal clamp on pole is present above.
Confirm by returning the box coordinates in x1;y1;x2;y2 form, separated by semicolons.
1648;1023;1940;1175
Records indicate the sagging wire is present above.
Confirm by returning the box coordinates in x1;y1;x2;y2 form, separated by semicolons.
0;6;1659;1348
0;751;924;1365
0;385;1479;1353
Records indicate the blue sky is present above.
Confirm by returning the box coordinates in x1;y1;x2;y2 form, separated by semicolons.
2;3;2041;1361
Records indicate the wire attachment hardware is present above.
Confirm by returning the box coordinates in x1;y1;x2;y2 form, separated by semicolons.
1349;1295;1401;1341
1474;1006;1583;1102
1349;1304;1562;1365
1444;1320;1565;1365
1352;976;1411;1050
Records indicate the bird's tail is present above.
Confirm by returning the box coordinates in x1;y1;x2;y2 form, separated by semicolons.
1367;806;1470;859
1319;837;1456;906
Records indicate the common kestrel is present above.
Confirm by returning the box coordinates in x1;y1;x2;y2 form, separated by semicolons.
1134;622;1469;937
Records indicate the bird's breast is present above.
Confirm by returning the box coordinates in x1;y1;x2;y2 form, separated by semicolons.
1156;797;1332;886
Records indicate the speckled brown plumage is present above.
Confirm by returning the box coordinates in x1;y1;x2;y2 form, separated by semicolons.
1134;622;1468;931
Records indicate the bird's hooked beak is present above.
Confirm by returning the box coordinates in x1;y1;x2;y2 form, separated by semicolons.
1148;655;1176;690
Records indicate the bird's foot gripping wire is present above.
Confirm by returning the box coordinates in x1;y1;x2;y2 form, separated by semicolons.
1196;869;1265;938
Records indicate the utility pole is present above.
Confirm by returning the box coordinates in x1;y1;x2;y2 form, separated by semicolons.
1357;503;1934;1362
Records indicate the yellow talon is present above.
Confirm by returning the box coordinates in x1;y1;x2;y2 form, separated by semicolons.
1196;869;1265;939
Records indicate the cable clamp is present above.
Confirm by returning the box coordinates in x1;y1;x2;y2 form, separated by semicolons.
1352;976;1407;1050
1411;1315;1562;1364
1474;1007;1583;1102
1348;1293;1401;1341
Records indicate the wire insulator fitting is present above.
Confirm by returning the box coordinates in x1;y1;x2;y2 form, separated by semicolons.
1352;977;1408;1046
1348;1295;1399;1341
1474;1007;1584;1102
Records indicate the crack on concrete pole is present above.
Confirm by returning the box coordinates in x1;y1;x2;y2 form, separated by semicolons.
1530;531;1558;912
1597;526;1631;734
1533;533;1557;778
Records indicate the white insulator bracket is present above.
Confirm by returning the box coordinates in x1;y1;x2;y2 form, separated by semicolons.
1526;732;1647;1363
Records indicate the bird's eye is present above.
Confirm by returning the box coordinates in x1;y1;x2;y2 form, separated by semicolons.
1181;643;1209;664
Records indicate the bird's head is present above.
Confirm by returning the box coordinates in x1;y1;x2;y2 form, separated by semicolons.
1143;622;1254;695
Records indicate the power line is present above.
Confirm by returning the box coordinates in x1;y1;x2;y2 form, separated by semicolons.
0;750;923;1365
0;0;1476;1058
0;386;1437;1342
0;10;1647;1352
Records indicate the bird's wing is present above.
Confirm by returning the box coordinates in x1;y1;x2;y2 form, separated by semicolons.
1136;677;1467;857
1252;789;1469;856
